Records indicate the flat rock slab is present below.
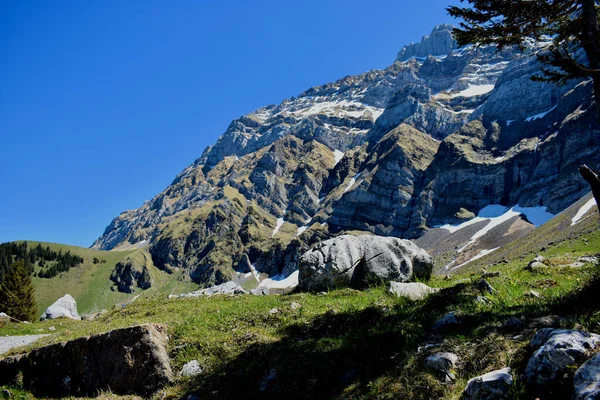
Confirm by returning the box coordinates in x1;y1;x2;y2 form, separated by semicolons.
0;334;49;355
0;324;173;397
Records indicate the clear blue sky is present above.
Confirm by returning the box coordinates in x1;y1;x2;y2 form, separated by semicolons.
0;0;461;247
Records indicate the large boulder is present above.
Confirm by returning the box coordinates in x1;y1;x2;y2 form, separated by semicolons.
0;324;173;397
524;329;600;389
40;294;81;321
462;367;513;400
298;235;433;291
573;353;600;400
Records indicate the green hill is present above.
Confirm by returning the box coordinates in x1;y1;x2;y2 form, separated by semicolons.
9;241;199;316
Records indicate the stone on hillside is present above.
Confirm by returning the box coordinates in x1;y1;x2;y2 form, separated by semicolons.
180;360;203;378
524;329;600;388
482;271;500;278
501;317;524;331
0;324;173;397
177;281;247;298
573;353;600;400
433;312;460;331
476;279;496;294
389;282;439;301
298;234;433;292
424;352;458;382
40;294;81;321
524;290;541;298
462;368;513;400
531;314;563;328
290;302;302;311
250;287;270;296
525;255;546;271
269;308;280;315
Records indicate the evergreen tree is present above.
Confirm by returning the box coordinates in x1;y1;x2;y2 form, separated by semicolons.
448;0;600;212
0;260;37;321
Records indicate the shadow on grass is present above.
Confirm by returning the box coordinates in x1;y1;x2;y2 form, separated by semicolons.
180;268;600;399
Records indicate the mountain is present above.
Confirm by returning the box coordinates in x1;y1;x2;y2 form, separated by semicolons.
92;24;599;289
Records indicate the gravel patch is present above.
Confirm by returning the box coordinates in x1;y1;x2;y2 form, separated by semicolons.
0;334;49;355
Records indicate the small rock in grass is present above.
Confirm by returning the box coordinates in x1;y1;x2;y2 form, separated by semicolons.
290;302;302;311
269;308;280;315
462;367;512;400
180;360;202;377
433;312;460;331
501;317;524;331
525;290;541;299
425;352;458;382
474;295;491;304
531;315;563;328
578;255;598;264
48;326;56;331
482;271;500;279
476;279;496;294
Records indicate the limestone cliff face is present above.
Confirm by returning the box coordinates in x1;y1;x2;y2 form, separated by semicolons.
92;24;598;284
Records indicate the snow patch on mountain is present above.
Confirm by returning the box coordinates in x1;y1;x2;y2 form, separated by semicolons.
450;84;495;98
333;149;345;165
525;105;557;122
451;247;500;270
571;197;597;225
271;218;285;237
344;172;363;194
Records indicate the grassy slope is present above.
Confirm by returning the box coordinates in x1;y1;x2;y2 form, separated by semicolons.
16;241;200;316
2;200;599;399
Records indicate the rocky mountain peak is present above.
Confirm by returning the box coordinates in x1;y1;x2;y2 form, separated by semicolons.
92;22;598;289
396;24;458;61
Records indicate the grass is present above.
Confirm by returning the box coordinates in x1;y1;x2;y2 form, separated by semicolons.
2;252;599;399
14;241;202;317
2;211;599;399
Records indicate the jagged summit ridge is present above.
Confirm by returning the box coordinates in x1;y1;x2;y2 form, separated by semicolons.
396;24;458;61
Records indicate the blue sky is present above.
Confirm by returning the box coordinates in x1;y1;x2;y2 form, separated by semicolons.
0;0;461;247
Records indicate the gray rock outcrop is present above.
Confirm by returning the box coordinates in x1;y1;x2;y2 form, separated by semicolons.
110;252;153;293
573;353;600;400
425;352;458;382
524;328;600;388
298;235;433;291
0;324;173;397
462;367;513;400
389;282;439;300
396;24;457;61
40;294;81;321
